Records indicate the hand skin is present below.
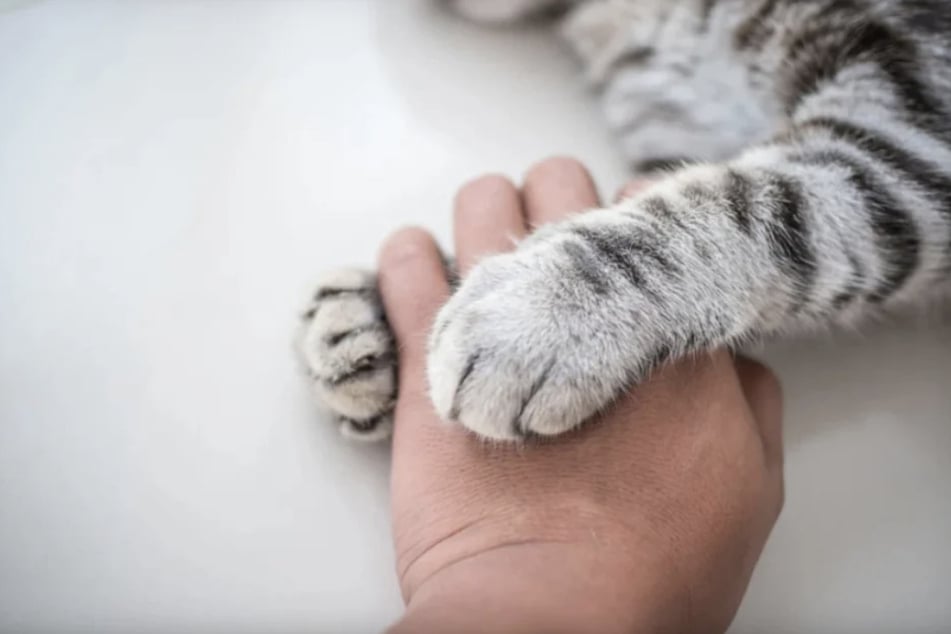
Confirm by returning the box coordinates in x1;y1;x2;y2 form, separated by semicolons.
377;158;785;634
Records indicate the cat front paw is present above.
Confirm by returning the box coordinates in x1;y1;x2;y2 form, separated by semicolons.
296;268;396;441
427;226;672;440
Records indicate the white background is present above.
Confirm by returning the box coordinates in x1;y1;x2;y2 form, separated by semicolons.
1;1;949;632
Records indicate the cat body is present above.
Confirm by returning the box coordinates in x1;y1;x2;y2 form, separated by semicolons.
298;0;951;440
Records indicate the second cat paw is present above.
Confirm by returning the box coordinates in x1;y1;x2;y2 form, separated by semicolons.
296;268;396;441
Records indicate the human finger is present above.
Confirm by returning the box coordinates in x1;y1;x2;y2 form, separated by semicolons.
377;227;451;385
522;156;600;226
453;174;527;276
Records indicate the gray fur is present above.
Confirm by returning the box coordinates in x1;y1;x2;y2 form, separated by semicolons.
299;0;951;440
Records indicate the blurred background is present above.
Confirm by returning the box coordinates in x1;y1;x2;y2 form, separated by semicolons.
1;1;949;631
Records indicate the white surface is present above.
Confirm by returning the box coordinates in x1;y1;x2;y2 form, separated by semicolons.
0;1;949;632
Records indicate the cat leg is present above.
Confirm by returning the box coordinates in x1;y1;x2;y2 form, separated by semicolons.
426;0;951;440
428;136;950;441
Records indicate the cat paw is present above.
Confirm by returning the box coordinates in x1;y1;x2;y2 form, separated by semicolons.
296;269;396;441
427;224;669;440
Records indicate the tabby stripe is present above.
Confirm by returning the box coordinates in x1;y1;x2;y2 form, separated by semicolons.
723;169;755;235
699;0;718;32
795;117;951;225
638;195;714;261
449;352;480;422
639;196;692;238
583;225;678;277
314;286;373;301
512;358;556;439
901;0;951;37
442;254;460;288
760;172;817;304
325;352;394;386
305;287;375;319
789;150;921;303
785;16;950;144
572;228;673;300
563;240;613;296
734;0;780;50
684;332;699;350
805;0;873;26
682;182;709;203
832;277;865;309
608;46;656;75
569;231;645;289
325;323;388;347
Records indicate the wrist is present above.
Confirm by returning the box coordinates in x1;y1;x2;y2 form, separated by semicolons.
389;540;688;634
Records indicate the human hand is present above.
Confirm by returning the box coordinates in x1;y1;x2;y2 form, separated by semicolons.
378;158;784;633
